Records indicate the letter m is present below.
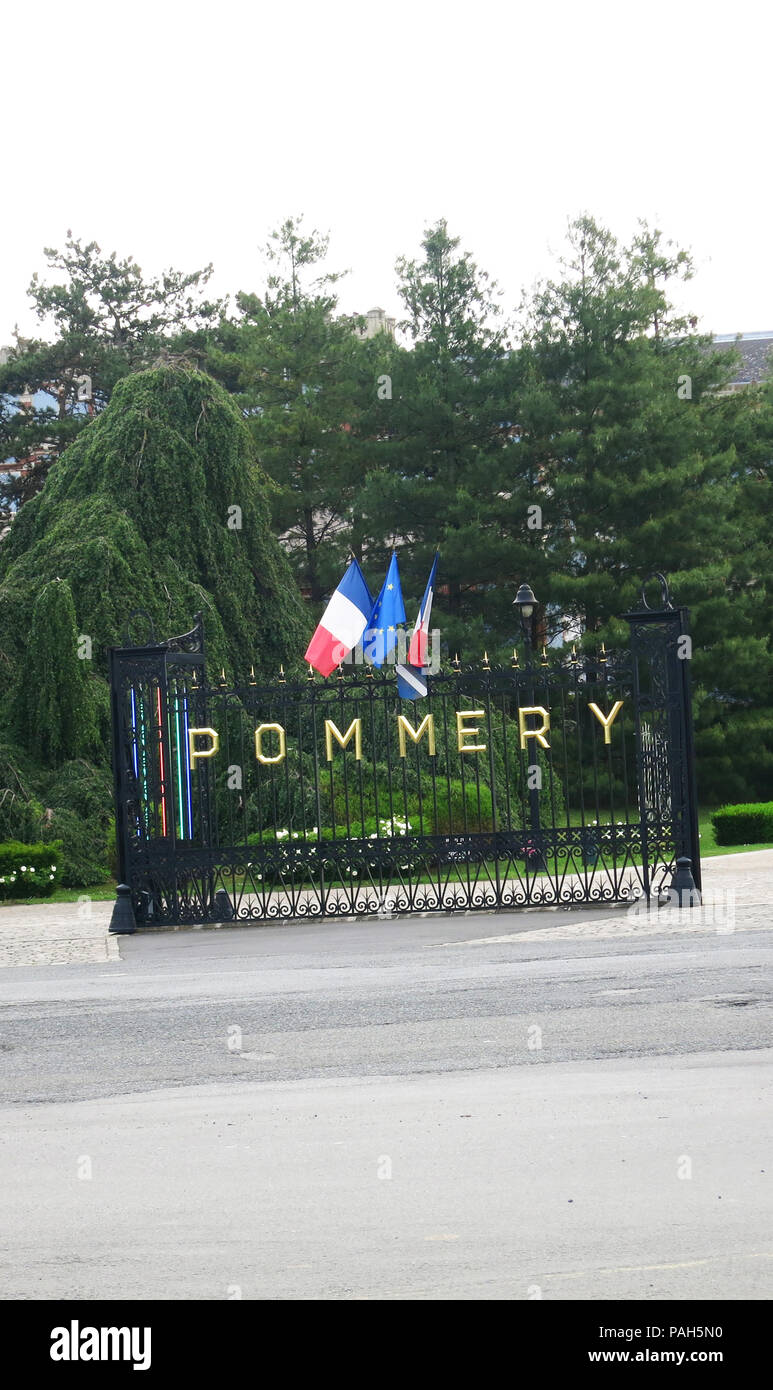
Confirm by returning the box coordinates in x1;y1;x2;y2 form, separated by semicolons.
324;718;362;761
397;714;436;757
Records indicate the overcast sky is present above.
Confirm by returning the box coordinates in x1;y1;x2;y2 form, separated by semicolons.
2;0;770;344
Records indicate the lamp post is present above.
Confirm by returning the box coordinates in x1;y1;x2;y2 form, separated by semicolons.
513;583;542;848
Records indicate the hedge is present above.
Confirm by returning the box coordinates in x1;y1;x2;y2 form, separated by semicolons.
711;802;773;846
0;840;62;899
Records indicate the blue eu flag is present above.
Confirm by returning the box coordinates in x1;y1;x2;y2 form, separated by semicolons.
365;552;406;667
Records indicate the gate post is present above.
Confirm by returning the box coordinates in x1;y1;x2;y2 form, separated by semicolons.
108;612;208;930
108;645;137;934
625;574;701;904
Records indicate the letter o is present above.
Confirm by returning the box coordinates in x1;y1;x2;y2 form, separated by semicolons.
255;723;286;765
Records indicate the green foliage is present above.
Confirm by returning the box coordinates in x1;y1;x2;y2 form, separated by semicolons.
11;578;98;766
0;744;44;842
430;777;494;832
711;801;773;845
221;218;376;601
0;366;309;886
358;219;537;658
40;761;115;885
0;366;309;691
42;759;113;821
246;817;413;847
0;751;114;890
2;211;772;864
0;840;61;899
0;233;225;507
39;809;110;887
517;218;739;632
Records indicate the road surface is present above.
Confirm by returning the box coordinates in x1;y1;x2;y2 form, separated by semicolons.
1;901;771;1299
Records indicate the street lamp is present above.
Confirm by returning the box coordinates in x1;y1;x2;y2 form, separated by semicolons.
513;583;537;648
513;581;542;852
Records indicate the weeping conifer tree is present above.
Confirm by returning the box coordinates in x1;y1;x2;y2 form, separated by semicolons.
0;365;309;698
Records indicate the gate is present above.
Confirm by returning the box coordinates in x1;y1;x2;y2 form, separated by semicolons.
108;576;700;929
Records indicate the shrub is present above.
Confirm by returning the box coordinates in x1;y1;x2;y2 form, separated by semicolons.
40;809;111;887
0;840;62;900
426;778;494;833
36;761;115;887
246;815;414;848
0;744;45;843
43;760;113;821
711;802;773;846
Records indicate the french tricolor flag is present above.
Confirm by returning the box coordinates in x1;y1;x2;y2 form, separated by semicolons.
304;558;374;677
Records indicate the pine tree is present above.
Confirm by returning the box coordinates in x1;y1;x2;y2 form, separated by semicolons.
357;219;543;659
517;216;773;798
515;219;739;629
0;233;224;507
227;218;372;602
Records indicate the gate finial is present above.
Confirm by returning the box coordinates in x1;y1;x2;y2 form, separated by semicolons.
638;572;674;611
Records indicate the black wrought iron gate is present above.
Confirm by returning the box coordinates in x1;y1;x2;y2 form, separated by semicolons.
109;578;700;930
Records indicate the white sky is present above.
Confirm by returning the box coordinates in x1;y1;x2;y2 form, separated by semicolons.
2;0;770;344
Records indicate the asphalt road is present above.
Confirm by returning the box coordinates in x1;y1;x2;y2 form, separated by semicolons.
1;909;772;1299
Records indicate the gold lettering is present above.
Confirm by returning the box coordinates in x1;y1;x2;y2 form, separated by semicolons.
255;722;286;765
588;700;624;744
324;718;362;761
397;713;436;758
518;706;550;750
188;727;220;768
456;709;487;754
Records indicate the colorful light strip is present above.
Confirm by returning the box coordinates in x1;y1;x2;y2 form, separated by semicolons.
173;689;185;840
182;692;193;838
130;688;139;778
138;691;150;834
156;685;168;837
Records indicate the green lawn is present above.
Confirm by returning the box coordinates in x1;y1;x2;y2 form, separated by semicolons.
698;809;773;858
0;880;117;907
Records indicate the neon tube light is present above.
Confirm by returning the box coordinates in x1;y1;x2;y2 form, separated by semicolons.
156;685;168;836
182;692;193;838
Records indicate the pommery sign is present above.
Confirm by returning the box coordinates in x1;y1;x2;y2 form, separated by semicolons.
186;701;625;767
